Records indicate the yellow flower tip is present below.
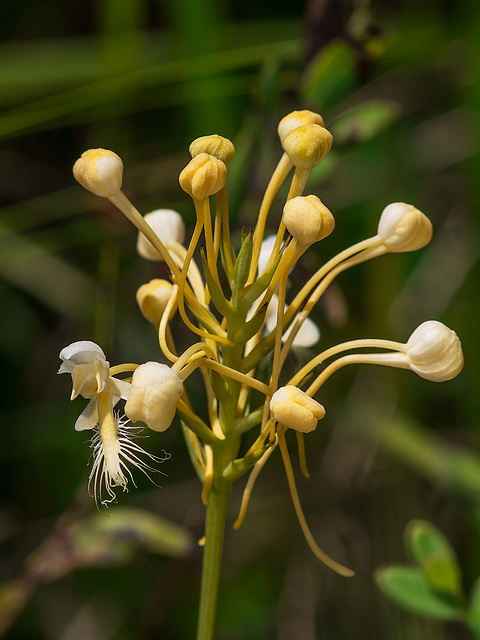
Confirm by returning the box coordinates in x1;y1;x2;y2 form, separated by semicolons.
377;202;433;253
189;135;235;166
136;279;175;325
179;153;227;200
270;386;325;433
73;148;123;198
282;124;333;169
278;110;325;145
136;209;186;261
406;321;464;382
124;362;183;432
283;195;335;245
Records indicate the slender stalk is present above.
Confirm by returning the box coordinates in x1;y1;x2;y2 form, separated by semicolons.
196;473;231;640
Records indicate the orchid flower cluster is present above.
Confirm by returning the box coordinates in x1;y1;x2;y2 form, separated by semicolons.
61;110;464;580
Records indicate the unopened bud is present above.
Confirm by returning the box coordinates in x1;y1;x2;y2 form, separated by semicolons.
189;135;235;166
125;362;183;432
377;202;433;253
136;209;185;261
179;153;227;199
270;385;325;433
278;110;325;145
283;124;333;169
283;195;335;245
136;279;175;325
73;149;123;198
405;321;464;382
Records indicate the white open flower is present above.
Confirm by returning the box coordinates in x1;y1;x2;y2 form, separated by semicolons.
270;386;326;433
405;320;464;382
125;362;184;432
59;342;169;506
58;341;130;431
136;209;186;261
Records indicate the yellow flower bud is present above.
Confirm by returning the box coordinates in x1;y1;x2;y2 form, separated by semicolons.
136;209;186;261
283;195;335;245
189;135;235;166
377;202;433;253
73;148;123;198
405;321;464;382
278;110;325;145
270;385;326;433
282;124;333;169
136;279;175;325
125;362;183;432
179;153;227;199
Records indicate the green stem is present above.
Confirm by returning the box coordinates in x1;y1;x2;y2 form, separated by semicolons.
196;477;231;640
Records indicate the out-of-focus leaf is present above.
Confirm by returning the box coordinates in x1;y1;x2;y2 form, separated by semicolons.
0;226;94;319
300;40;356;111
467;576;480;638
24;507;193;585
405;520;462;597
375;566;465;620
331;100;401;144
72;507;193;565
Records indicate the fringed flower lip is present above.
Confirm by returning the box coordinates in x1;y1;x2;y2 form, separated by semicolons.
88;414;170;508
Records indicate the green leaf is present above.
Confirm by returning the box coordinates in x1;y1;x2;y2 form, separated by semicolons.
232;229;253;305
73;507;193;565
467;576;480;637
375;566;465;621
331;100;401;144
405;520;462;597
300;39;356;111
200;247;233;318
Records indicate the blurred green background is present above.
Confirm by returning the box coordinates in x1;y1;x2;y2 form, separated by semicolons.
0;0;479;638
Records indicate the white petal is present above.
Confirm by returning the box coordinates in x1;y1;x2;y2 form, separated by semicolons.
75;398;99;431
109;378;131;401
290;317;320;347
257;235;277;275
59;341;107;367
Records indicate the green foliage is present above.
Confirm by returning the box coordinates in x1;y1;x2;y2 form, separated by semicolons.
375;520;480;637
375;565;464;620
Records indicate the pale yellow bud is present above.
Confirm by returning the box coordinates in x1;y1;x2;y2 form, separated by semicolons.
179;153;227;199
278;110;325;145
377;202;433;253
73;148;123;198
136;209;186;261
270;385;326;433
136;279;175;325
189;135;235;166
283;124;333;169
405;321;464;382
125;362;183;432
283;195;335;245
